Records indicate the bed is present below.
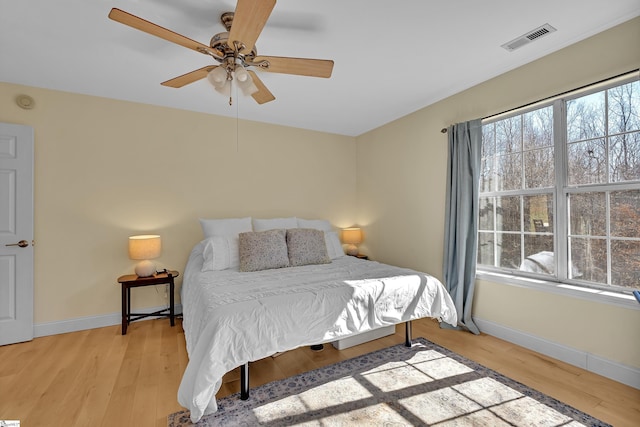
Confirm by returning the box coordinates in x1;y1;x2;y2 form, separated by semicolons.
177;217;458;423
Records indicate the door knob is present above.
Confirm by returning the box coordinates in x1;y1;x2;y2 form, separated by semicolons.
5;240;29;248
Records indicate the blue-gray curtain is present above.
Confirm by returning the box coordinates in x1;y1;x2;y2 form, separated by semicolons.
442;119;482;335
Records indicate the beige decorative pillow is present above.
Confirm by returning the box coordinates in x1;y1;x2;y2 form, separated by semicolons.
286;228;331;267
239;229;290;272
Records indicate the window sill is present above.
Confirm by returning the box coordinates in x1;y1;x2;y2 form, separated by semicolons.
476;270;639;311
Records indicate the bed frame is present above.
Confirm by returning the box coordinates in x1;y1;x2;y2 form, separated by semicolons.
239;320;413;400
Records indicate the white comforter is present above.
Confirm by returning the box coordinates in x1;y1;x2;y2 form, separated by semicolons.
178;241;457;422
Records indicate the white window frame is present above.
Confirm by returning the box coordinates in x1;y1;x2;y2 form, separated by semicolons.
476;71;640;308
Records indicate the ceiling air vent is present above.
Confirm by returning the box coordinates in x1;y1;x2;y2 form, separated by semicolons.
501;23;557;52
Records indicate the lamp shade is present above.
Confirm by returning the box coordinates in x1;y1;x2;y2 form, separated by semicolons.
128;235;161;277
342;228;362;256
128;235;161;260
342;228;362;244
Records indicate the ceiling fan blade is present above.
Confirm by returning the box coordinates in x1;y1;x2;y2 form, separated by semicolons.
248;71;276;104
228;0;276;54
108;8;221;57
161;66;218;88
253;56;334;78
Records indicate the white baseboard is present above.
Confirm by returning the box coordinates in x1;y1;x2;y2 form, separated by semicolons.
474;316;640;390
34;304;182;338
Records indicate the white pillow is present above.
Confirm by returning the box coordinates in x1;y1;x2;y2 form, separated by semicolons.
325;231;345;259
201;236;239;271
253;217;298;232
297;218;333;231
199;217;252;238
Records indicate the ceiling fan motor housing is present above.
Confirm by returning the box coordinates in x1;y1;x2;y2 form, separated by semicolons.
210;31;257;64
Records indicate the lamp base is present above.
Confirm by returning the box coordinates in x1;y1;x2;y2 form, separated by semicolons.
135;260;156;277
345;244;359;256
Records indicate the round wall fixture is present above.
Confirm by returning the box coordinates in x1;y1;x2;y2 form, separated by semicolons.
16;94;35;110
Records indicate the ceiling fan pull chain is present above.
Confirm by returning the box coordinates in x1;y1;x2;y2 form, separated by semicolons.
225;66;233;106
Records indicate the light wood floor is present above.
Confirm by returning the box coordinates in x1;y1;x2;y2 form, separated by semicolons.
0;318;638;427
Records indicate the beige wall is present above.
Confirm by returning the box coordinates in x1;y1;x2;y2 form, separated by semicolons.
356;17;640;368
0;84;356;323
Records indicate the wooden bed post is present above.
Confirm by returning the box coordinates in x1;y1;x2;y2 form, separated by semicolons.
405;321;412;347
240;362;249;400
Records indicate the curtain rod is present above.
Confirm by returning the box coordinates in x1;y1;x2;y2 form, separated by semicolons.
440;68;639;134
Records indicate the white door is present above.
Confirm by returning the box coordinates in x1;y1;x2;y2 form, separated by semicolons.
0;123;34;346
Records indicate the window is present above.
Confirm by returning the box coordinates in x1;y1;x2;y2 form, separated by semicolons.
477;73;640;294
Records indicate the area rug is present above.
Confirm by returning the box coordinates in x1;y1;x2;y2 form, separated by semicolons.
168;337;610;426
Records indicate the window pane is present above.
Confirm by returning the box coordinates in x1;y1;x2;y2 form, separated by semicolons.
496;196;520;231
524;236;554;257
497;233;521;269
524;194;553;233
570;237;607;282
520;237;554;275
482;124;496;158
569;192;606;236
609;132;640;182
496;153;522;191
477;232;495;266
496;116;521;154
608;80;640;134
567;138;606;185
479;156;494;192
611;189;640;238
611;240;640;288
523;106;553;150
525;148;554;188
479;197;494;230
567;91;605;142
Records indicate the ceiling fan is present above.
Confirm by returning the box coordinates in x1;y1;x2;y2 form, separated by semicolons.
108;0;334;105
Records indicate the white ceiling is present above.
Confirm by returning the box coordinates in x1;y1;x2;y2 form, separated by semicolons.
2;0;639;136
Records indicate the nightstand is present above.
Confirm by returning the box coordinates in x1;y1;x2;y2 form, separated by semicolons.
117;270;179;335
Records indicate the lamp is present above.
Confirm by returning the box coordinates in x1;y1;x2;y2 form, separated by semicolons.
342;228;362;256
128;235;161;277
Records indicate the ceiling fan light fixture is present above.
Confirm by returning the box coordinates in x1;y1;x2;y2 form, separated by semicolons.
235;66;249;82
207;67;228;88
214;81;231;95
235;69;257;95
239;80;258;96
